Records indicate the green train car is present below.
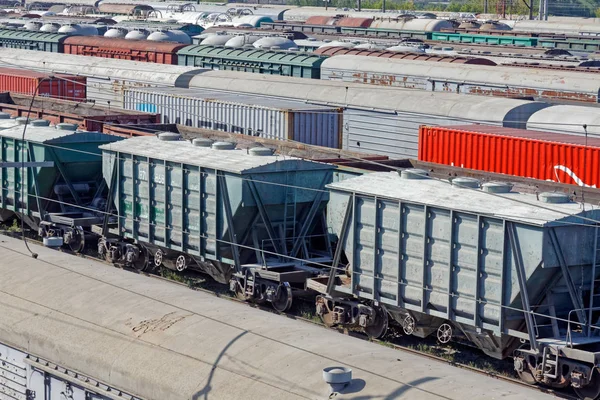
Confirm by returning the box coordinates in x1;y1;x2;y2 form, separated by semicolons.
430;32;538;46
0;29;67;52
177;45;325;78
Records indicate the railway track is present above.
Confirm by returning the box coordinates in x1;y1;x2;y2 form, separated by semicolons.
4;231;576;400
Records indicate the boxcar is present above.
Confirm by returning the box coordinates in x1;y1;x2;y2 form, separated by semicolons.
431;32;538;46
0;29;67;52
177;45;325;78
63;36;187;64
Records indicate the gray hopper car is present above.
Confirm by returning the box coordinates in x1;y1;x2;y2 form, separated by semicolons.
99;133;334;311
310;169;600;397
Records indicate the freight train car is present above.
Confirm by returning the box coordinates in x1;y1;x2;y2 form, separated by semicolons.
0;67;86;101
100;133;335;311
62;36;188;64
314;168;600;398
418;124;600;188
123;86;343;148
177;45;325;78
0;29;67;52
0;123;122;250
320;55;599;104
313;46;497;65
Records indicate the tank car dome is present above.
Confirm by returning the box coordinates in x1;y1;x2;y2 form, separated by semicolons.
23;21;42;31
104;27;128;38
58;24;99;36
354;42;387;50
387;45;426;53
200;34;233;46
40;23;60;32
125;29;149;40
167;30;192;44
458;20;480;29
147;30;173;42
318;41;355;49
225;35;260;48
231;15;273;28
479;20;511;31
236;23;253;28
253;36;296;50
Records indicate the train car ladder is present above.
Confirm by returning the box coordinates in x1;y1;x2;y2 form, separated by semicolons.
282;170;297;256
541;346;559;379
587;225;600;337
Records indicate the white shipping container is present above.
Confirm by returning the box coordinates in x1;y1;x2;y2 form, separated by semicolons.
123;87;342;148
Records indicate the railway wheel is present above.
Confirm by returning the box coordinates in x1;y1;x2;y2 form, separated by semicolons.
271;283;293;313
575;369;600;400
316;297;336;327
67;226;85;253
514;344;539;385
131;246;148;272
365;305;388;339
154;249;164;267
175;255;188;272
402;314;416;335
437;323;453;344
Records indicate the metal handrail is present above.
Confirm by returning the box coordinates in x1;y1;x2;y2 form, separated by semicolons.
566;307;600;348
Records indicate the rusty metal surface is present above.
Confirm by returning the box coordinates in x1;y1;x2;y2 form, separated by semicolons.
502;62;600;74
63;35;187;52
314;46;496;64
321;55;599;103
0;92;159;131
337;17;373;28
304;16;335;25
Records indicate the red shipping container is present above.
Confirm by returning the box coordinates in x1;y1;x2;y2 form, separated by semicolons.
63;36;187;64
0;68;86;101
419;124;600;188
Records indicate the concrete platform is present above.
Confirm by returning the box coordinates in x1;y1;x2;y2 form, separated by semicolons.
0;235;552;400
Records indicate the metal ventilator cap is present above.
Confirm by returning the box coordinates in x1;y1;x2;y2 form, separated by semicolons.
192;138;213;147
399;168;429;179
158;132;181;141
249;147;274;156
322;366;352;393
539;192;571;204
212;142;236;150
55;123;79;131
452;177;480;189
31;120;50;127
482;181;513;193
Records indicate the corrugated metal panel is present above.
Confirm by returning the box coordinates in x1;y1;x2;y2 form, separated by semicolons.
342;108;500;159
0;29;66;52
123;87;342;148
0;343;27;400
0;67;86;101
418;124;600;188
321;56;598;103
177;45;325;78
